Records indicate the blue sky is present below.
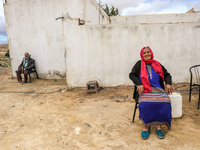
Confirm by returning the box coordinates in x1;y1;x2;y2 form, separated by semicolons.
0;0;200;45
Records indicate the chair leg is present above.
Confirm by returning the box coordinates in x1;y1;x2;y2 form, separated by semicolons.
148;126;151;134
198;86;200;109
189;85;192;102
36;71;39;79
29;73;31;83
132;102;138;122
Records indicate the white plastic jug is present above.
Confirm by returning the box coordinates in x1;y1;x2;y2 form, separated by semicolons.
169;92;182;118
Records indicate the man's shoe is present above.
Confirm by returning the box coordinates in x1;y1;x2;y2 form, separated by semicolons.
18;81;22;83
23;81;28;83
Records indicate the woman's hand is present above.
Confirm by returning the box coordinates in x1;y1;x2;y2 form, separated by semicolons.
137;85;144;95
165;84;174;95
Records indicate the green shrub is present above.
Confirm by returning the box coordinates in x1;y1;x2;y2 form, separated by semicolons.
5;49;10;58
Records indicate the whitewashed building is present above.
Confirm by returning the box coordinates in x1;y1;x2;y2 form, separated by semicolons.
4;0;200;88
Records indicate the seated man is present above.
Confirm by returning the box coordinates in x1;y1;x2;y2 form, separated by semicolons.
15;52;35;83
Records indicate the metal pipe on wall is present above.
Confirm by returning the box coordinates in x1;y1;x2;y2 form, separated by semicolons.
99;0;100;24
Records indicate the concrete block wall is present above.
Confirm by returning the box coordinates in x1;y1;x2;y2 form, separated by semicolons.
63;16;200;88
110;13;200;24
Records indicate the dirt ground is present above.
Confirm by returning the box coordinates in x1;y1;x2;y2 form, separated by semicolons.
0;67;200;150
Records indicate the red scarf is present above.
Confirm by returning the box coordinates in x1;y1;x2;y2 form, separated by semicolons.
140;46;164;93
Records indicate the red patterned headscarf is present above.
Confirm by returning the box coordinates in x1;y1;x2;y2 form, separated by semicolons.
140;46;164;93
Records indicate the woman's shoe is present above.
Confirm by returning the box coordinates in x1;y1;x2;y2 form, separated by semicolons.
141;131;149;140
156;129;165;139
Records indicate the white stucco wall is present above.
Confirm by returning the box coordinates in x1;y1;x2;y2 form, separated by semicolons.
194;7;200;12
4;0;200;86
4;0;86;78
85;0;109;25
110;13;200;24
63;17;200;88
4;0;108;78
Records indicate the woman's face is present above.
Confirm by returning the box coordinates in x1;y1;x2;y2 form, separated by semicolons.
143;48;152;60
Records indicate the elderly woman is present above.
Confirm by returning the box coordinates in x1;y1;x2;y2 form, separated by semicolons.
129;46;174;140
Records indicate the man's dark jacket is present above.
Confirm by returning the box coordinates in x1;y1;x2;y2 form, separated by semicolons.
18;57;35;74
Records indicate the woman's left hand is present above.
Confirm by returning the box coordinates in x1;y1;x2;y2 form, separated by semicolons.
165;84;174;95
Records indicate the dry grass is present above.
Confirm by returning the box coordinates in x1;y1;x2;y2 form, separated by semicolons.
0;51;11;67
0;44;8;52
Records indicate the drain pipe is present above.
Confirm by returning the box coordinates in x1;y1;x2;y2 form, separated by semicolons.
99;0;100;24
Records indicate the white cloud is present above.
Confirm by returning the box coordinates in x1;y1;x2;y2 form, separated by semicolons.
98;0;200;15
156;4;188;14
0;1;5;18
0;2;7;44
0;38;7;44
99;0;147;15
121;1;172;15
